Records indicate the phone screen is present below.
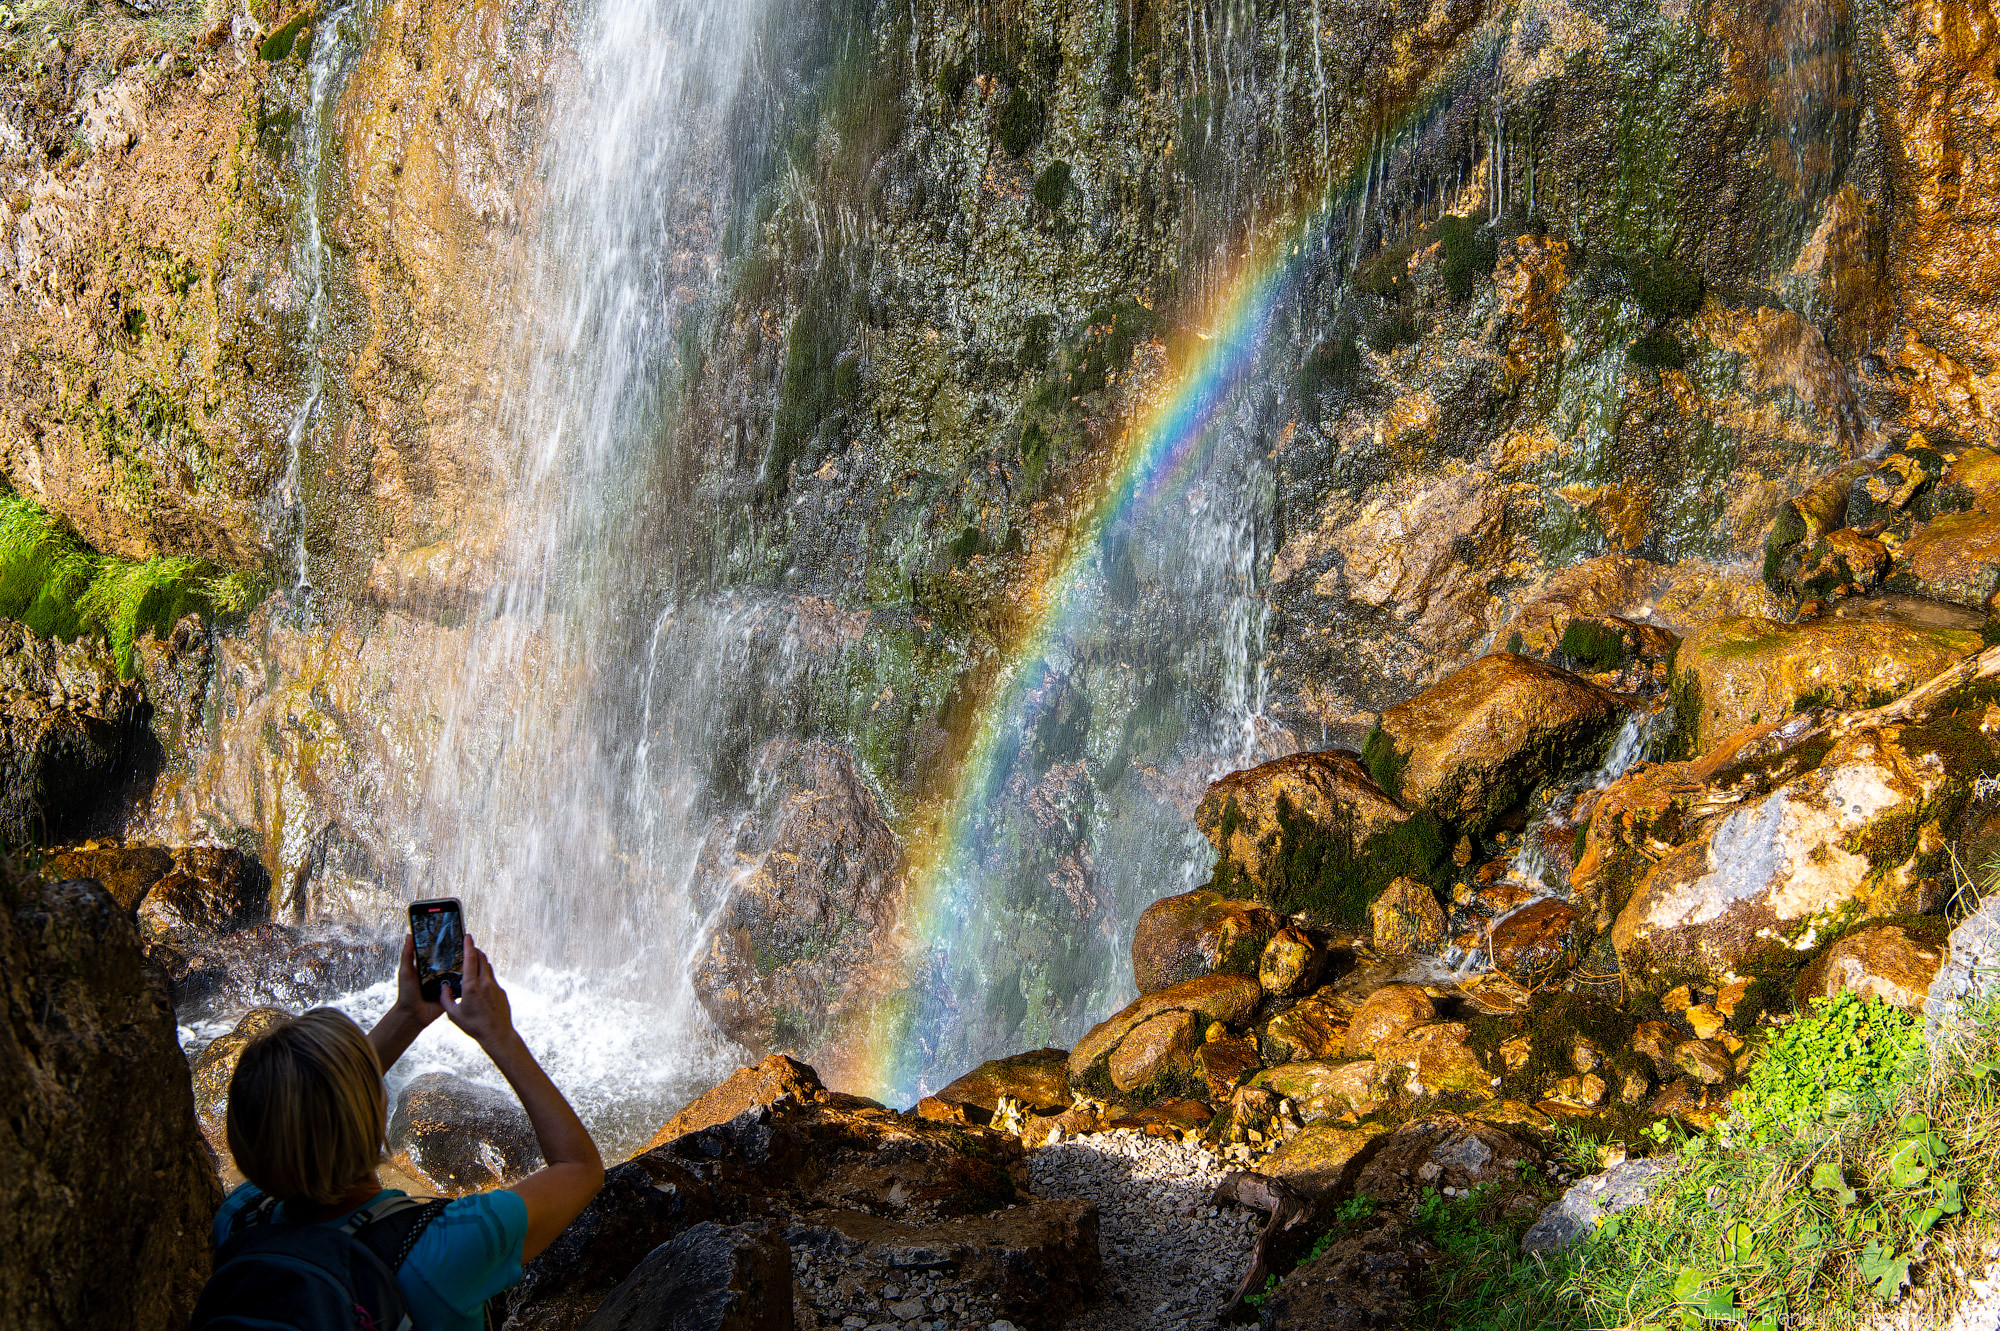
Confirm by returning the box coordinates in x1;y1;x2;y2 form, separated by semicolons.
409;897;464;1000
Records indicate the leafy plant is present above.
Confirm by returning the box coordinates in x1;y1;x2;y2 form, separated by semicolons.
1732;991;1924;1141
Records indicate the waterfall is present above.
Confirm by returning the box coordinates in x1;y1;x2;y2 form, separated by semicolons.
361;0;768;1154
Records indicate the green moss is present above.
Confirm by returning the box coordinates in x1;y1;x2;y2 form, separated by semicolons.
1366;313;1421;352
765;291;857;499
1665;659;1702;761
1560;619;1629;671
0;493;262;678
1360;719;1406;800
1436;215;1498;301
997;85;1043;155
257;10;311;61
1297;333;1363;401
1626;253;1706;321
1257;798;1447;928
1627;333;1686;370
1033;159;1072;211
935;55;971;108
1353;246;1412;300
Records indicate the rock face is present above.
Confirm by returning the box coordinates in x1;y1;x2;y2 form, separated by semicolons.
1370;876;1447;955
580;1220;793;1331
389;1071;544;1195
1671;614;1980;755
1371;654;1623;827
1130;889;1282;994
512;1062;1099;1331
0;625;148;846
691;740;904;1070
190;1005;289;1169
2;871;221;1330
921;1047;1072;1127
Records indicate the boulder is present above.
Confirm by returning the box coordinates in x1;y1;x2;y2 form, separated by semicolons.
1257;926;1323;997
1539;1074;1608;1115
1370;876;1447;955
1521;1158;1672;1253
1375;1023;1496;1098
1342;984;1436;1058
1196;1035;1262;1102
1255;1124;1386;1201
190;1005;289;1164
579;1220;792;1331
1196;749;1405;888
136;852;265;947
1350;1113;1541;1206
1107;1009;1201;1095
0;626;148;846
1129;889;1281;995
1259;988;1351;1063
1611;725;1956;990
1255;1221;1440;1331
1371;654;1623;826
1671;614;1979;756
649;1055;831;1149
1067;973;1261;1084
1252;1060;1385;1120
1485;899;1588;983
165;923;396;1018
1798;923;1946;1011
1672;1041;1732;1086
40;843;172;910
2;872;221;1330
691;739;903;1067
389;1071;544;1195
924;1048;1070;1126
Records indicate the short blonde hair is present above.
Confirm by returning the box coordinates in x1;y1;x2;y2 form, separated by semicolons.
226;1008;386;1206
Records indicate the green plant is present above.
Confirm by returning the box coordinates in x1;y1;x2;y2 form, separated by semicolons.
1627;254;1706;321
1627;333;1687;370
935;56;971;108
1733;992;1926;1142
997;86;1043;155
0;493;261;677
1437;215;1499;300
1033;159;1072;211
1368;313;1422;352
1559;619;1628;671
1360;719;1405;798
1257;796;1446;928
1298;333;1363;400
257;10;311;60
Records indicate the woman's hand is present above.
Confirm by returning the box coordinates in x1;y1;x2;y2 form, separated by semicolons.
367;934;446;1071
439;935;518;1051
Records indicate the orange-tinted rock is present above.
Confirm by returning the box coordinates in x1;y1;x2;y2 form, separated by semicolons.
1373;654;1623;826
1486;899;1588;983
1108;1010;1202;1095
930;1048;1072;1125
41;844;173;911
1257;1124;1387;1201
1371;876;1447;955
1253;1060;1386;1120
1196;749;1406;891
1067;973;1263;1083
1197;1036;1263;1102
1797;923;1946;1011
1257;926;1324;997
1130;889;1282;995
1260;989;1351;1064
1343;984;1436;1058
1376;1023;1495;1098
1673;1040;1732;1085
645;1054;829;1149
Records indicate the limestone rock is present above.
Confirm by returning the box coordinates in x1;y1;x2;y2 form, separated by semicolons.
1342;984;1436;1058
0;625;149;847
1371;875;1447;955
1256;1220;1440;1331
1486;898;1588;983
1372;654;1623;826
579;1220;792;1331
1067;973;1262;1084
1351;1113;1541;1206
135;849;265;947
1252;1060;1385;1120
1196;1036;1262;1102
41;843;173;910
1539;1074;1608;1115
2;873;221;1330
691;739;903;1071
189;1005;289;1166
647;1055;832;1149
1521;1158;1672;1253
389;1071;544;1195
1671;614;1979;756
1255;1124;1386;1201
1257;926;1324;996
1631;1021;1679;1073
1108;1009;1201;1095
926;1048;1071;1126
1798;923;1946;1011
1376;1023;1496;1098
1129;888;1282;995
1196;749;1405;889
1673;1041;1733;1085
1259;989;1351;1063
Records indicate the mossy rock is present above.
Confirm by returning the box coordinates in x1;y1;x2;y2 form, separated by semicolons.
1128;889;1281;995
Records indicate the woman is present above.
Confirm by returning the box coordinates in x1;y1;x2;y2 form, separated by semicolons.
208;933;604;1329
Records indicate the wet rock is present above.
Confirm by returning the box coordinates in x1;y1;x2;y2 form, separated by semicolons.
1371;653;1623;826
1486;898;1588;983
1342;984;1436;1058
1259;988;1351;1063
1067;973;1261;1085
1631;1021;1679;1074
1672;1041;1733;1086
1256;1124;1386;1202
135;849;264;947
1376;1023;1496;1099
691;739;903;1071
1130;888;1282;995
1350;1113;1541;1207
1798;923;1946;1011
1197;1035;1263;1102
1539;1074;1608;1115
1108;1009;1201;1095
189;1005;289;1165
1650;1079;1724;1124
1456;969;1533;1015
3;872;221;1330
167;923;395;1018
1370;875;1447;955
0;627;148;847
579;1220;791;1331
1671;614;1979;756
41;843;173;910
924;1048;1071;1127
1253;1061;1385;1121
1256;1220;1440;1331
1521;1157;1673;1253
389;1071;544;1195
648;1055;845;1148
1257;926;1323;997
1196;750;1406;890
1620;1069;1653;1105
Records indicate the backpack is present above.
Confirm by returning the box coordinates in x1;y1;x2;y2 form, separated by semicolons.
190;1193;449;1331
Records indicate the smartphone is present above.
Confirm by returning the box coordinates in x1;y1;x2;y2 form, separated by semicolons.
408;897;464;1001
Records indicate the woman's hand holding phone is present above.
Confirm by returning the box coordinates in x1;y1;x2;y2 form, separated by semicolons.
365;934;448;1070
439;935;517;1051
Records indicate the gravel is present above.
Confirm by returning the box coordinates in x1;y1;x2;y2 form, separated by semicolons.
1025;1128;1262;1331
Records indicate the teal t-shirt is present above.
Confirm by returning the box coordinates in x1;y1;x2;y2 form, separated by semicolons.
214;1182;529;1331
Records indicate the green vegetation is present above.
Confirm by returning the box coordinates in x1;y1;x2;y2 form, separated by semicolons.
1560;620;1629;672
1626;333;1686;371
1033;159;1072;211
1241;797;1447;929
1355;246;1413;300
1361;719;1406;799
0;492;260;677
1626;253;1706;321
997;85;1043;155
765;289;860;498
935;55;971;108
1298;333;1364;401
1437;215;1499;300
257;10;312;61
1368;313;1422;353
1418;994;1997;1330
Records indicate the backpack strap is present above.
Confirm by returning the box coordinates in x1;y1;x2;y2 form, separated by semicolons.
346;1196;450;1273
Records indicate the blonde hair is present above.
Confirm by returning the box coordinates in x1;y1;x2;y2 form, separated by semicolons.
226;1008;386;1206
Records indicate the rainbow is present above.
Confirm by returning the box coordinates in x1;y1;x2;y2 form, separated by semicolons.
852;52;1502;1104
